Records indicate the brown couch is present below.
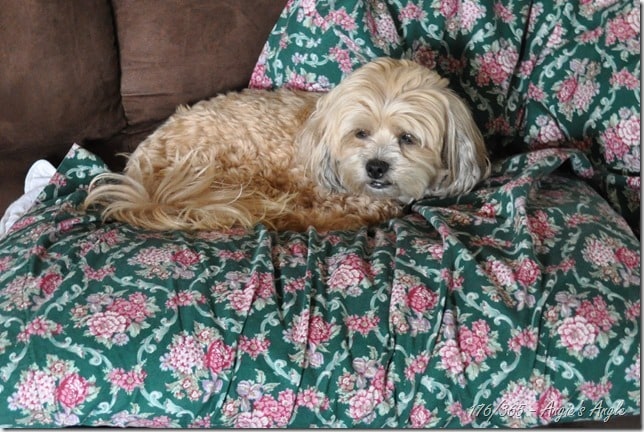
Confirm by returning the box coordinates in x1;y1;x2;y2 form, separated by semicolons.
0;0;286;215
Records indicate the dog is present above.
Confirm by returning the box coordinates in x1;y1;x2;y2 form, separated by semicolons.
84;57;490;232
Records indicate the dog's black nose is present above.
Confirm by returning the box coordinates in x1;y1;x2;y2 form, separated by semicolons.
366;159;389;179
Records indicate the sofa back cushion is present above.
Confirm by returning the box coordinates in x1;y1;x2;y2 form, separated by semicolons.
113;0;286;128
0;0;126;156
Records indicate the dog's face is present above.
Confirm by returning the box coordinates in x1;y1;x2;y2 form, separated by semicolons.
297;57;490;203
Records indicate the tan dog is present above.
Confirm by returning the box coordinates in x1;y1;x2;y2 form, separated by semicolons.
84;58;490;232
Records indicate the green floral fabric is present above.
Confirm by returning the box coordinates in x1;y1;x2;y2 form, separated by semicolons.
0;145;639;427
250;0;640;233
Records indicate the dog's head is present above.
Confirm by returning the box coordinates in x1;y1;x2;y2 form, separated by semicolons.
297;57;490;203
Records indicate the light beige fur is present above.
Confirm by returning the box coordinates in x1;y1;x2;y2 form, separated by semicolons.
84;58;490;232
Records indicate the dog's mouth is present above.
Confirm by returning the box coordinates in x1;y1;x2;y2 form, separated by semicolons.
368;180;393;190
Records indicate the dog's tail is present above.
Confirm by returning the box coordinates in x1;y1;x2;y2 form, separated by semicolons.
83;153;294;232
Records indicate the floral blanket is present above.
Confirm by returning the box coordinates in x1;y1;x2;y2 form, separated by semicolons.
0;144;639;427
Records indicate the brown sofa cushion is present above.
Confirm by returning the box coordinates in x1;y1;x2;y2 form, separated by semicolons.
114;0;286;128
0;0;126;213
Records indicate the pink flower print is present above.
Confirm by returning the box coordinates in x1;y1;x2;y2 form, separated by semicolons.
327;7;357;31
86;311;128;340
18;316;62;342
494;2;514;23
284;277;305;293
537;387;566;423
348;387;382;421
235;411;271;428
557;316;598;353
459;320;493;363
438;339;466;375
484;258;516;288
625;300;640;321
55;373;90;409
328;253;370;293
345;314;380;335
577;297;617;332
477;202;497;219
83;265;115;281
407;284;439;313
190;415;212;428
438;0;458;18
476;44;518;88
171;249;201;267
39;272;62;296
514;258;540;287
296;387;327;411
579;380;612;402
107;368;147;393
106;294;151;324
412;45;437;69
582;237;617;266
606;12;637;45
508;327;538;352
218;249;246;261
249;63;273;90
459;0;486;30
448;401;474;425
428;243;444;260
278;388;296;412
165;290;205;308
284;310;310;345
442;269;464;292
308;315;333;345
404;353;430;379
160;334;204;374
229;286;254;313
204;339;235;374
625;354;640;382
373;13;400;46
48;358;70;378
132;246;172;266
246;271;275;299
0;256;13;272
338;372;356;393
409;404;433;427
527;82;545;101
8;369;56;411
577;27;603;43
399;3;426;22
534;115;565;146
617;114;640;147
254;394;292;427
611;68;639;90
601;127;629;163
496;383;538;419
557;77;577;104
239;335;270;359
528;210;557;242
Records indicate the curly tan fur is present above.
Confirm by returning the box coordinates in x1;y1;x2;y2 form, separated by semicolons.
84;58;490;232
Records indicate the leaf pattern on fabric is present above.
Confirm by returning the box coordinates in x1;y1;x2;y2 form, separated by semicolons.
0;144;639;427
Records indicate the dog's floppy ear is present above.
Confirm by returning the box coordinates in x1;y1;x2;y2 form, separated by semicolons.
437;90;490;197
295;94;345;193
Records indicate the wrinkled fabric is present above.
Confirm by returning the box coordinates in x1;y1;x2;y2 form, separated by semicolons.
0;145;638;427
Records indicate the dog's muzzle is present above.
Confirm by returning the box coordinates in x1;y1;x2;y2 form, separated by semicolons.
366;159;392;189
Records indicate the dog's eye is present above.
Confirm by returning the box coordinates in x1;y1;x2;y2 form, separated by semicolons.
355;129;370;139
399;133;416;146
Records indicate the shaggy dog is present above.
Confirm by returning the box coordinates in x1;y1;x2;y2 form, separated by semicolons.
84;57;490;232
